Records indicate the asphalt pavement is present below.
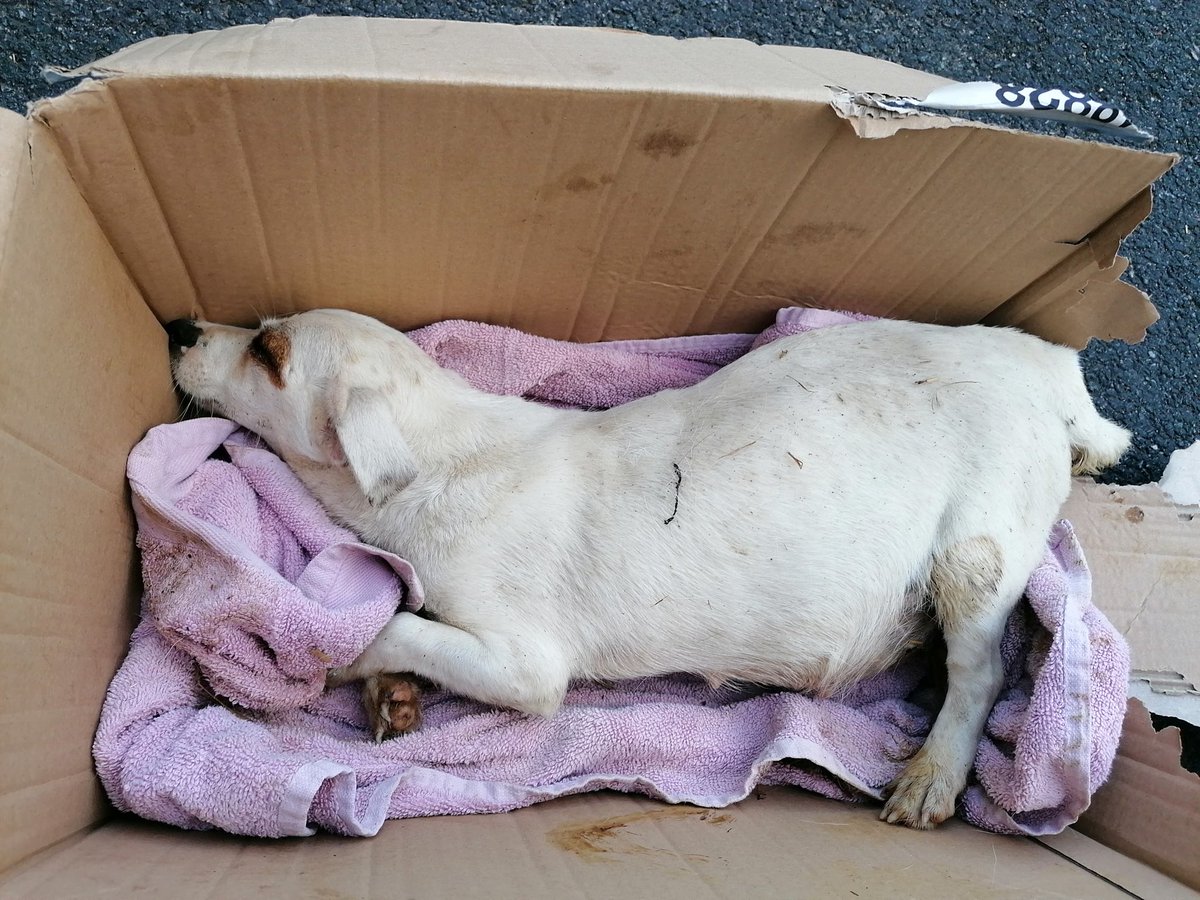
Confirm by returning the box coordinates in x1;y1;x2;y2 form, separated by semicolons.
2;0;1195;484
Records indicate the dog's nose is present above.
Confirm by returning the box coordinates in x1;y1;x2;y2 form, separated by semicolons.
166;319;202;349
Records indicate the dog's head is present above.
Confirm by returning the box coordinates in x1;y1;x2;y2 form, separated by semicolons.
168;309;433;505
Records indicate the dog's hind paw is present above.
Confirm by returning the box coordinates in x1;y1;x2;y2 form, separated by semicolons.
879;749;961;829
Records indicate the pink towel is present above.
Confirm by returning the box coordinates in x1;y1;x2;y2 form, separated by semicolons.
407;306;876;407
126;419;422;711
96;307;1129;838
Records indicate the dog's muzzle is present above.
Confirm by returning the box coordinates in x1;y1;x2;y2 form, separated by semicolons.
166;319;202;352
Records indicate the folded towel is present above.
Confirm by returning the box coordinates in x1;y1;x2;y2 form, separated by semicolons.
97;307;1129;838
126;418;421;711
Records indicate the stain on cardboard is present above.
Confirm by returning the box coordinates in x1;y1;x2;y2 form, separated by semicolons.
313;888;357;900
548;806;733;864
543;171;614;199
639;129;696;159
564;174;613;193
764;222;868;247
649;246;692;260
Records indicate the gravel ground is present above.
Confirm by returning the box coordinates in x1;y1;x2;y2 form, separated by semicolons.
2;1;1195;484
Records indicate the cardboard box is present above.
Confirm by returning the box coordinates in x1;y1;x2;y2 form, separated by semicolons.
1;17;1196;897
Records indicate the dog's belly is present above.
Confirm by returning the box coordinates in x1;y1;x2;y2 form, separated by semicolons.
532;394;946;691
569;560;934;694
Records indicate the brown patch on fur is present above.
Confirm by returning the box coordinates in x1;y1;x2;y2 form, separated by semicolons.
1124;506;1145;523
929;536;1004;632
248;327;290;389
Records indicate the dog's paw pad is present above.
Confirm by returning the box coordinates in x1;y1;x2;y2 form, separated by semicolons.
363;673;424;741
879;751;960;829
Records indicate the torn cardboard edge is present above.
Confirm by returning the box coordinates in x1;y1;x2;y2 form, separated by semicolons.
829;88;968;138
982;187;1171;347
1131;674;1200;727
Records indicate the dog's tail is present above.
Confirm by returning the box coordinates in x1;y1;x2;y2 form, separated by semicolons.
1058;361;1131;476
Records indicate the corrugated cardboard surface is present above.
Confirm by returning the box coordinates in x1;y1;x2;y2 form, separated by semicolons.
57;17;952;97
1062;479;1200;690
1060;483;1200;890
1078;701;1200;890
35;18;1172;347
3;788;1192;899
0;109;178;870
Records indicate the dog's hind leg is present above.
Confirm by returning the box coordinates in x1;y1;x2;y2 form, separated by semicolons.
880;535;1026;828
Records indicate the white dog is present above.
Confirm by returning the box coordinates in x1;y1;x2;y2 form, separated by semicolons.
168;309;1129;828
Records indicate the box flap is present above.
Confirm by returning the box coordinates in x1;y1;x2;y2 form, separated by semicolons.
1077;700;1200;890
33;18;1173;345
48;17;949;100
0;789;1177;897
984;187;1170;346
1061;479;1200;694
0;109;178;870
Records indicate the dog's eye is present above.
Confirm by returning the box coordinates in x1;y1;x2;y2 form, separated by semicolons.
248;329;290;389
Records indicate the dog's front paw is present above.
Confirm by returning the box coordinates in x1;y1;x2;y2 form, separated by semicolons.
362;673;425;742
879;749;962;829
325;665;353;689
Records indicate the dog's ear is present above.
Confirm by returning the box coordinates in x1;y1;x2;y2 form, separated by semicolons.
323;380;419;507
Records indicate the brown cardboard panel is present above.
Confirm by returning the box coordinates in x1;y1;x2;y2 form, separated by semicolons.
1036;828;1200;899
1077;701;1200;890
1020;269;1160;348
985;187;1169;346
0;790;1149;898
0;435;145;869
37;76;1172;345
722;129;1168;330
1060;479;1200;689
56;17;947;100
31;79;201;321
35;18;1172;346
0;112;178;870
